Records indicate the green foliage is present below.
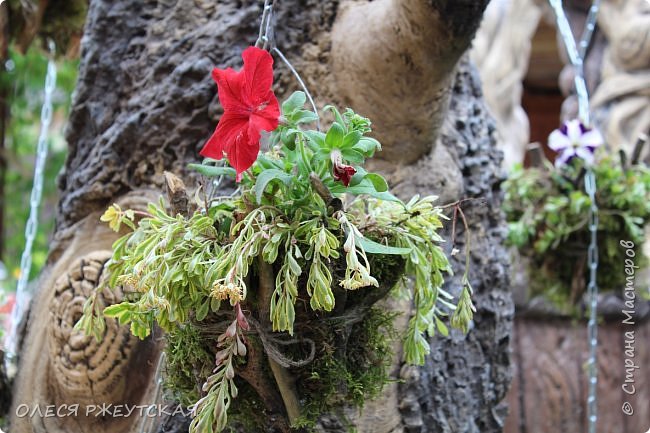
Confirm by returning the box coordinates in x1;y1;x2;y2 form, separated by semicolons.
0;44;78;285
261;96;389;204
79;93;473;433
347;195;456;364
294;308;398;430
76;199;224;339
190;319;247;433
503;156;650;307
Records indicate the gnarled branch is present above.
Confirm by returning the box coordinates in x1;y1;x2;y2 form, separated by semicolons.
331;0;490;165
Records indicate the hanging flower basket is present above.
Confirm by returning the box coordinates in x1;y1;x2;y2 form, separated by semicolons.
503;120;650;313
77;47;475;433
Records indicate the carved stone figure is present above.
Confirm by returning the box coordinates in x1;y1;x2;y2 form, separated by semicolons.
471;0;543;168
591;0;650;151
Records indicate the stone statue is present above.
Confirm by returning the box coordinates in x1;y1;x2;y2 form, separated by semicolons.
591;0;650;152
471;0;543;168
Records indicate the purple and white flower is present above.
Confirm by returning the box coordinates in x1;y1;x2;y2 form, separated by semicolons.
548;119;603;167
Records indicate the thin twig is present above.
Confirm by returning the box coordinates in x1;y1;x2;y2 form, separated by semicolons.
630;133;648;166
309;172;334;203
456;205;471;273
439;197;486;210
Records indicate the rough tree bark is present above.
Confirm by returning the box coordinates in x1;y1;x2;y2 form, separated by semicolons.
8;1;512;432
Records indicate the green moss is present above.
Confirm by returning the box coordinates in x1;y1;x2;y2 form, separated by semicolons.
526;230;648;311
163;323;215;407
162;307;397;432
293;307;398;430
366;245;405;288
165;325;269;431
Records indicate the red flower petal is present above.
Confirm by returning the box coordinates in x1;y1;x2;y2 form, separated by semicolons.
235;303;250;331
242;47;275;106
200;112;249;161
249;100;280;138
211;67;248;113
203;112;261;181
333;165;357;187
256;89;281;120
228;127;260;182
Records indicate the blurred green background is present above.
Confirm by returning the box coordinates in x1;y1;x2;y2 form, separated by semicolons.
0;45;78;300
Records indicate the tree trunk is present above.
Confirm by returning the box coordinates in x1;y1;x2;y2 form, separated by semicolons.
8;1;512;432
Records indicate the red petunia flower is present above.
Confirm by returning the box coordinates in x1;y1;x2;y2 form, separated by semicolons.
200;46;280;181
331;150;357;187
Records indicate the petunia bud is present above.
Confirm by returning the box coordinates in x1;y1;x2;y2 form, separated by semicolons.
225;363;235;380
330;150;357;187
236;337;247;357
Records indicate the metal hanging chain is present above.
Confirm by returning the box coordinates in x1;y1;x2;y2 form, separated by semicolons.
139;351;166;433
255;0;320;131
584;169;599;433
255;0;274;50
5;40;57;362
548;0;600;125
578;0;602;60
548;2;601;432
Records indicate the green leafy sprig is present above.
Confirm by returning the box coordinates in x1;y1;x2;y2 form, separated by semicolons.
190;316;247;433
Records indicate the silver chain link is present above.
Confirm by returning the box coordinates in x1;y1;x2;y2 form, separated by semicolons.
548;0;598;125
5;40;57;364
585;169;599;433
255;0;320;131
578;0;602;60
549;2;601;432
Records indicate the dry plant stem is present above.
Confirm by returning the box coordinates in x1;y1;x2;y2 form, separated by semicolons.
267;351;302;427
309;172;333;203
631;133;648;166
163;171;190;216
257;259;302;426
526;143;545;168
309;172;343;214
